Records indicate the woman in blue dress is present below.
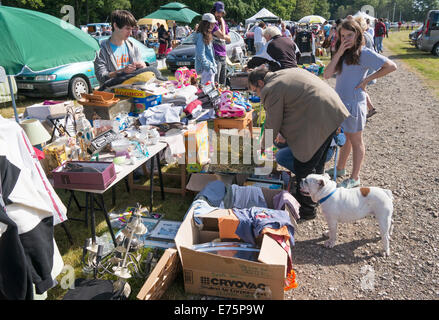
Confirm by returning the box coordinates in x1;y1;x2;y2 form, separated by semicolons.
323;19;397;188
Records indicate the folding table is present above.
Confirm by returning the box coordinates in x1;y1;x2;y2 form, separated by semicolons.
59;142;167;246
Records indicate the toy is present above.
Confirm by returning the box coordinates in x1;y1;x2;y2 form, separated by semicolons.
174;67;198;88
232;91;252;111
216;90;246;118
302;63;325;76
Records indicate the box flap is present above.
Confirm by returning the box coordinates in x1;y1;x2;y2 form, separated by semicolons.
136;248;180;300
186;173;234;192
174;207;199;258
258;234;288;271
195;209;231;220
261;188;283;209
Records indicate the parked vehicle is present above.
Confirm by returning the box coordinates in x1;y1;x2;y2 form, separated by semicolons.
417;10;439;56
87;23;111;36
409;24;424;46
165;30;246;72
16;37;157;100
94;36;158;68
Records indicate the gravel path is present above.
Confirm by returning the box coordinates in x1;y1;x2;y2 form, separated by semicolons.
285;50;439;300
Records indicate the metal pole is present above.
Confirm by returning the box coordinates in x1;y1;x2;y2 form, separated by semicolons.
7;75;20;123
393;2;396;22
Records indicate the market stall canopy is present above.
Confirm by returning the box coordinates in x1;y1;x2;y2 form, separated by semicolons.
143;2;200;24
298;15;326;24
245;8;279;26
353;11;376;24
0;5;100;75
137;18;169;30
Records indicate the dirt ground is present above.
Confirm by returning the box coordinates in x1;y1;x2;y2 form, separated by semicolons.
285;50;439;300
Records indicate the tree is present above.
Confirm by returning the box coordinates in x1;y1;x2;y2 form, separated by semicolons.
314;0;330;19
264;0;297;21
292;0;315;20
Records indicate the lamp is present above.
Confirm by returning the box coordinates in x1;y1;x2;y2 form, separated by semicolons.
20;119;51;146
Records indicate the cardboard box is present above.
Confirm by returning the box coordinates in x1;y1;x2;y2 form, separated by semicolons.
136;248;181;300
132;95;162;113
186;173;235;192
174;188;292;300
25;101;70;120
82;98;133;120
184;121;210;166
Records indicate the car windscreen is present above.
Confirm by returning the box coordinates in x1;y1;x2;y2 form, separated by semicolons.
181;33;196;44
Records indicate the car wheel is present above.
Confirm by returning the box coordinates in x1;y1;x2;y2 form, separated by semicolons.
69;76;89;100
432;43;439;56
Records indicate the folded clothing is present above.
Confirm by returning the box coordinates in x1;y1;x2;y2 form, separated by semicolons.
273;190;300;221
138;103;183;125
194;180;226;207
232;207;295;246
162;85;198;105
184;99;202;115
230;184;267;209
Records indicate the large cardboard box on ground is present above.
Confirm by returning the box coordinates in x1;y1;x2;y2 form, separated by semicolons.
174;188;293;300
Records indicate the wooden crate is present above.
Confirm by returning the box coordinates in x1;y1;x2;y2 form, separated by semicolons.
136;248;181;300
213;110;253;135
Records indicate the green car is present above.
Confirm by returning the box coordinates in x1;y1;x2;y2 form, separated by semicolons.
15;36;157;100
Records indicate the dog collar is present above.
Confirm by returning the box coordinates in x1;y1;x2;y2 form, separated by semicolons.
318;189;337;204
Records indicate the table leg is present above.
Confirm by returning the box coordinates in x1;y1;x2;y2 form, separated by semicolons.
66;190;73;211
48;118;57;143
88;193;96;245
60;222;74;245
181;164;187;197
124;177;130;193
149;158;155;213
98;194;117;247
111;187;116;207
156;153;165;200
72;191;83;212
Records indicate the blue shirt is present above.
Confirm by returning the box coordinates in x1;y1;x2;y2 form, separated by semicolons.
194;33;217;74
335;47;388;103
323;24;331;37
110;42;129;70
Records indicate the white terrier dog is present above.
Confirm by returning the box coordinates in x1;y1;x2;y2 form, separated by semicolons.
300;173;394;256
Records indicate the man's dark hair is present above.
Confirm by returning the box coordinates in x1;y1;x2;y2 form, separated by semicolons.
110;10;137;32
259;21;266;28
248;66;269;88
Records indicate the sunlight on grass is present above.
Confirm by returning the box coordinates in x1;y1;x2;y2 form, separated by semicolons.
384;30;439;98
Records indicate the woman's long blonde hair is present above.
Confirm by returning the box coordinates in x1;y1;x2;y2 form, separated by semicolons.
335;19;365;73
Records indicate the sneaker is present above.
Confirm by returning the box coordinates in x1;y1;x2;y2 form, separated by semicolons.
337;178;360;189
325;167;346;179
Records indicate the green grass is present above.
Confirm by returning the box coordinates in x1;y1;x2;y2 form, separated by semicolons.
50;177;195;300
384;30;439;98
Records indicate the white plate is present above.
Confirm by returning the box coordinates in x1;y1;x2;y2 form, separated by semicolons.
176;61;191;66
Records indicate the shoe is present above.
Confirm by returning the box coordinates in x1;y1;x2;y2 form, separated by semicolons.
337;178;360;189
297;211;317;222
367;108;378;118
325;167;346;179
